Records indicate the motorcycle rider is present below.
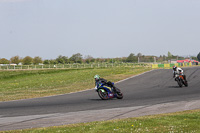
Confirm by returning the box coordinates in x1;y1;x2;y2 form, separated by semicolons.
173;66;187;81
94;75;119;93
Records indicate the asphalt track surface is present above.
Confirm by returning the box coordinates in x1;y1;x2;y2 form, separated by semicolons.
0;67;200;131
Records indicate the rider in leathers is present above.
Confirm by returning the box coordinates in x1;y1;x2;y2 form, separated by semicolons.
94;75;119;93
173;66;187;81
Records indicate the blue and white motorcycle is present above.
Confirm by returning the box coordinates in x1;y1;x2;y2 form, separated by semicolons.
95;82;123;100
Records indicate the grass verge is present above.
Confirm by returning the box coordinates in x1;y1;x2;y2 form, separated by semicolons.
0;67;151;101
2;109;200;133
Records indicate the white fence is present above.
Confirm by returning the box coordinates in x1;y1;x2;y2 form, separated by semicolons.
0;63;151;70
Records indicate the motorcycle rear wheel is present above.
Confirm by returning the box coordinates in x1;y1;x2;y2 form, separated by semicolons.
183;81;188;87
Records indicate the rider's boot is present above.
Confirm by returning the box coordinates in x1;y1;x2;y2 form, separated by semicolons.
113;86;120;94
113;87;117;94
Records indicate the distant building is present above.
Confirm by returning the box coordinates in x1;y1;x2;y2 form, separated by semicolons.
10;63;17;66
177;59;199;65
170;59;177;64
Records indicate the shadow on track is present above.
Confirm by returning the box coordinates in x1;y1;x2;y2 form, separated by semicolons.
89;98;120;101
167;86;188;88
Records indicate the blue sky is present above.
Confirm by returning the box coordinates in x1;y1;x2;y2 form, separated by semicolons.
0;0;200;59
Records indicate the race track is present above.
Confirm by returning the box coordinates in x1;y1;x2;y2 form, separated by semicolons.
0;67;200;131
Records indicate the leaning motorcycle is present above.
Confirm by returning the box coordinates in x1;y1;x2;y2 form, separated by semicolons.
175;72;188;87
95;82;123;100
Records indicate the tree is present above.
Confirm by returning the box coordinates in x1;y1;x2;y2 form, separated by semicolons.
121;57;127;63
137;53;143;57
192;57;198;60
90;58;95;63
109;58;114;63
69;53;83;63
43;60;50;64
33;56;43;65
197;52;200;61
167;51;172;57
137;53;143;63
84;55;94;64
163;55;166;61
127;53;137;62
49;59;57;64
10;56;20;64
116;57;124;63
56;57;64;64
56;55;68;64
0;58;9;64
23;56;33;65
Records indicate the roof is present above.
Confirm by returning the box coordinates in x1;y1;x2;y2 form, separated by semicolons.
177;59;199;63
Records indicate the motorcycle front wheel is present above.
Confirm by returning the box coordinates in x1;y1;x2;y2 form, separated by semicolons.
98;89;109;100
177;78;183;87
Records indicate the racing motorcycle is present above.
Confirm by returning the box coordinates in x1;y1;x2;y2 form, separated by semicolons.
175;72;188;87
95;82;123;100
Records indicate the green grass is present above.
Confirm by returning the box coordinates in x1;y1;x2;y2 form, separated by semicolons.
2;109;200;133
0;67;151;101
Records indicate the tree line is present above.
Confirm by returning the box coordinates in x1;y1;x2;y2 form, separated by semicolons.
0;52;199;65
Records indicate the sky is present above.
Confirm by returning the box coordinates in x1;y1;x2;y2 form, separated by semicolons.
0;0;200;59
